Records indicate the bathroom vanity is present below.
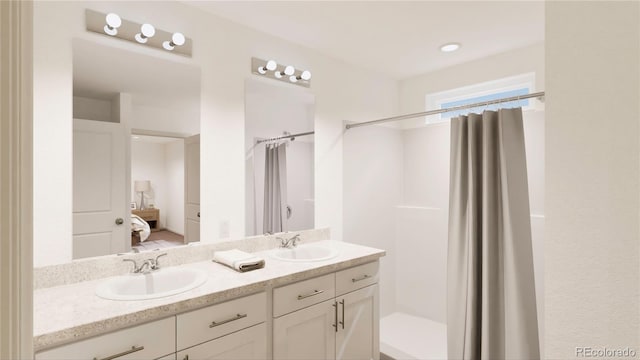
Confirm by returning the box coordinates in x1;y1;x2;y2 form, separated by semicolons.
33;239;384;360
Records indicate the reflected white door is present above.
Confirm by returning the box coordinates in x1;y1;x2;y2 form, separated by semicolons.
185;134;200;243
73;119;127;258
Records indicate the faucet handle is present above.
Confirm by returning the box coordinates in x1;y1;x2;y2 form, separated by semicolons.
291;234;301;246
152;253;167;270
123;259;140;273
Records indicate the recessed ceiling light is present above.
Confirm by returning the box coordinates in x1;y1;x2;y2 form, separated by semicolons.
440;43;460;53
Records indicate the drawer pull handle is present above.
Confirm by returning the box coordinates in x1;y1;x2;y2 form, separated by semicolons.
209;313;247;328
352;274;371;283
297;289;324;300
94;345;144;360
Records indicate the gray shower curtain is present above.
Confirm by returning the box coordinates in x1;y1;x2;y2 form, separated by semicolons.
263;143;288;234
447;108;540;360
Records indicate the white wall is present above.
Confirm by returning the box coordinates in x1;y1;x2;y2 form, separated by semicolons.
33;1;397;266
545;2;640;358
73;96;113;123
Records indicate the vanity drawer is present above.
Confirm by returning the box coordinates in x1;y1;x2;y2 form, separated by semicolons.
273;273;335;317
35;317;175;360
336;261;379;296
176;292;266;351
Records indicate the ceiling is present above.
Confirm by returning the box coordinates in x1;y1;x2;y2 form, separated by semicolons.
186;1;544;80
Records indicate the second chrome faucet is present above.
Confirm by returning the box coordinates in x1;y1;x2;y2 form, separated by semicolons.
123;253;167;274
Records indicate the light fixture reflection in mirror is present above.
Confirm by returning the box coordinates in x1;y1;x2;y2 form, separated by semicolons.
163;32;186;51
135;23;156;44
104;13;121;36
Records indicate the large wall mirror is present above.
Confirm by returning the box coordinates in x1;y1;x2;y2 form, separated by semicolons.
244;79;315;236
71;39;201;259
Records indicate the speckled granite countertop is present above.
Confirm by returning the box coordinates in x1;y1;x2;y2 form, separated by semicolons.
33;240;385;351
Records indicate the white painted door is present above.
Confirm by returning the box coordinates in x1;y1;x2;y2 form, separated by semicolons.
336;285;379;360
72;119;127;258
185;134;200;243
176;323;267;360
273;299;337;360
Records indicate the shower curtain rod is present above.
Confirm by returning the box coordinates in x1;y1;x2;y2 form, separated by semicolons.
345;91;545;130
256;131;315;144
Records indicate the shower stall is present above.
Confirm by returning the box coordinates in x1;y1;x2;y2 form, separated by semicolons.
343;97;545;359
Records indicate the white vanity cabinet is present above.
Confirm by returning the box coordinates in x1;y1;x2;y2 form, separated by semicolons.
175;292;267;360
176;323;267;360
35;317;176;360
272;261;380;360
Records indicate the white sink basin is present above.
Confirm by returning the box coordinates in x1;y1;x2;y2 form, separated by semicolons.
95;267;207;301
271;244;338;262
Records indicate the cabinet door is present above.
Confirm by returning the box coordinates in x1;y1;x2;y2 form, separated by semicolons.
273;299;337;360
176;323;266;360
336;284;379;360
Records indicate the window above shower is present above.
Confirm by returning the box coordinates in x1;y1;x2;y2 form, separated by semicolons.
425;72;537;124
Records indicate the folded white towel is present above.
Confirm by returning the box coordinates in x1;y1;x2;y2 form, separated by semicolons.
213;249;265;272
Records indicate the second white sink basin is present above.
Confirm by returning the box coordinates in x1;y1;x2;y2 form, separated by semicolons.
271;244;338;262
95;267;207;301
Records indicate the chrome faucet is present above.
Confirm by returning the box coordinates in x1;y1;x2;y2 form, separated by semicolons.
123;253;167;274
277;233;301;249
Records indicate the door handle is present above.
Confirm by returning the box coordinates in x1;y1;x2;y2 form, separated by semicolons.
339;299;345;329
115;218;124;225
332;301;338;332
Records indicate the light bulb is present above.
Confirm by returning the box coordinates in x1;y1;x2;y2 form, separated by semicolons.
289;75;298;83
284;65;295;76
300;70;312;81
172;32;186;46
274;71;283;79
104;13;121;36
135;23;156;43
258;66;267;75
266;60;277;71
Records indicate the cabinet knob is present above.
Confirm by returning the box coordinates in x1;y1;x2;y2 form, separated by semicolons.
115;218;124;225
197;212;200;218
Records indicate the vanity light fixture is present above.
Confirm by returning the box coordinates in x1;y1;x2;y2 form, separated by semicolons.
135;23;156;43
104;13;121;36
86;9;192;57
163;32;186;51
251;57;311;88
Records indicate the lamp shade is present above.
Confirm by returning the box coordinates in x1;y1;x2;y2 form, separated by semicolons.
134;180;151;192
